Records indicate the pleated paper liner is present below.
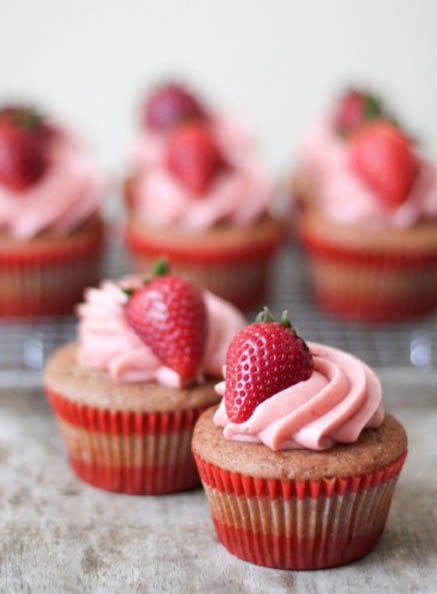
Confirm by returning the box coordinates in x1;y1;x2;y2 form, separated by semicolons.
0;222;103;317
300;227;437;322
46;387;207;495
125;221;284;311
194;452;407;570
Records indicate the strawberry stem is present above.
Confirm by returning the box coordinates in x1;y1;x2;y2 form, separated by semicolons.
255;306;275;323
13;107;43;130
152;258;169;277
122;287;135;298
279;310;296;332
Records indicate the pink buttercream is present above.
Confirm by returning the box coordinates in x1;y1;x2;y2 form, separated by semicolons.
299;118;437;228
214;342;384;451
0;128;100;239
76;276;246;388
131;115;271;230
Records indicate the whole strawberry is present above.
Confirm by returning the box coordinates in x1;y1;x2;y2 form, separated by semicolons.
167;123;225;195
334;88;383;137
349;120;418;207
0;106;48;191
144;82;208;132
125;260;207;382
225;308;313;423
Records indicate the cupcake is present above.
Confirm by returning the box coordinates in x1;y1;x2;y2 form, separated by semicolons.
192;309;407;569
0;104;103;317
44;261;245;494
124;82;284;310
293;88;437;321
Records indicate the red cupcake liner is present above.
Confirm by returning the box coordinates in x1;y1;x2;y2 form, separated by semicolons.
0;227;103;317
312;286;437;322
300;227;437;321
46;387;206;495
194;452;406;570
125;224;283;310
301;228;437;268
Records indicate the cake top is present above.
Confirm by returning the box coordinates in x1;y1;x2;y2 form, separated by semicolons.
0;104;100;239
128;81;271;230
298;87;437;229
76;259;246;388
214;308;385;451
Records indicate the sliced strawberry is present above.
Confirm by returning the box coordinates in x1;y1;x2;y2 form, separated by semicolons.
334;89;383;136
224;308;313;423
125;266;207;381
349;120;418;207
143;83;208;132
167;123;225;195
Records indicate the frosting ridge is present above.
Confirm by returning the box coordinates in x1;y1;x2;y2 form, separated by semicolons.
213;342;384;451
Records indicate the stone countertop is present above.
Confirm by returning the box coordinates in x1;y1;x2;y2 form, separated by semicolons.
0;372;436;594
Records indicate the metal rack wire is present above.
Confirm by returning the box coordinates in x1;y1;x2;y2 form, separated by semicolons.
0;239;435;387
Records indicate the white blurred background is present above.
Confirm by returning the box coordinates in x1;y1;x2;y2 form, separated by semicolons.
1;0;435;184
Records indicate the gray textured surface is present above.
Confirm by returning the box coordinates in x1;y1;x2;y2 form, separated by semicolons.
0;372;436;594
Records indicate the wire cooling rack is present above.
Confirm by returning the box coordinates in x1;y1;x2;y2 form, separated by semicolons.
0;238;435;387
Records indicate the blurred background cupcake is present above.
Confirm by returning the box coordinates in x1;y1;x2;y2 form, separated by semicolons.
294;89;437;322
0;104;103;317
124;82;284;310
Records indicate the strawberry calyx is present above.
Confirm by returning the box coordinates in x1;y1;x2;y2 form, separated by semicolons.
255;307;296;332
255;306;275;323
334;88;385;137
122;258;170;299
152;257;170;277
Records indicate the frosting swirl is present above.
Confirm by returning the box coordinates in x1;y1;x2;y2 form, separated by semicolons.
299;118;437;229
0;128;100;239
77;276;246;387
214;342;384;451
130;115;271;230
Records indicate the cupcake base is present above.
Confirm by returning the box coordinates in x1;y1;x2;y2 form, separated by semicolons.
192;407;407;570
44;343;220;495
297;203;437;322
125;216;284;310
0;217;104;317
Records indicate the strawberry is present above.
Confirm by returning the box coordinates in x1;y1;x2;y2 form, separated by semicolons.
334;89;383;136
167;123;225;195
224;308;313;423
143;83;208;132
0;106;49;192
349;120;418;207
125;260;207;381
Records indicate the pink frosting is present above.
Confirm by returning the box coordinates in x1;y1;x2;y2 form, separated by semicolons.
0;128;100;239
299;118;437;228
214;342;384;451
76;276;246;388
131;115;271;230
